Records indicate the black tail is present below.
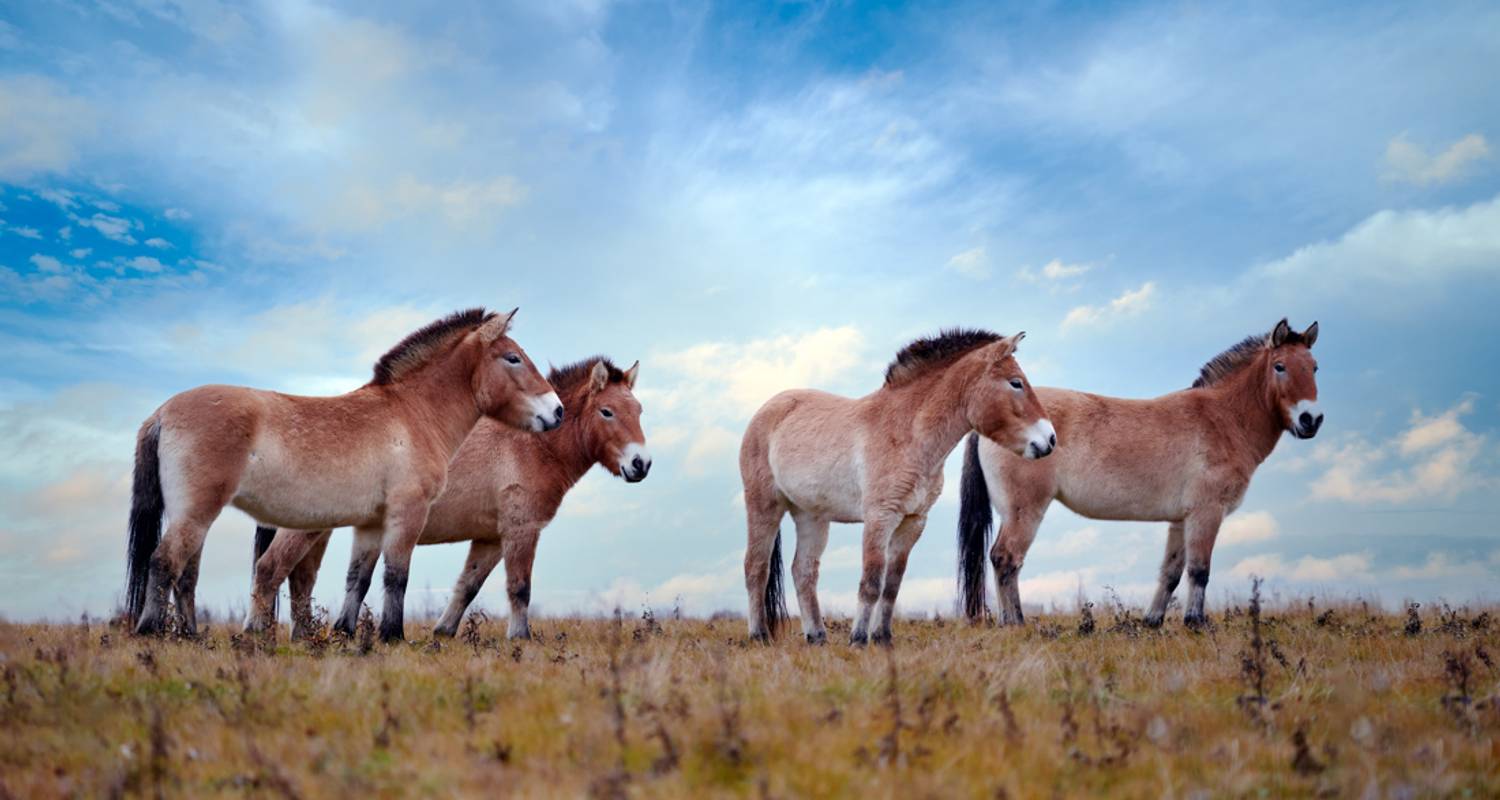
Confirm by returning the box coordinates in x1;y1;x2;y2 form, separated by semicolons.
254;525;278;620
126;419;164;624
958;433;994;622
763;532;788;637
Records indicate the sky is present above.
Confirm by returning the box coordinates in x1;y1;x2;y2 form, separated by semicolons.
1;0;1498;623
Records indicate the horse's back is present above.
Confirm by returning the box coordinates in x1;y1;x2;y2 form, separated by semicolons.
1005;387;1205;520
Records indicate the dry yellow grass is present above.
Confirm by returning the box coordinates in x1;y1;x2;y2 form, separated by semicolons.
2;596;1497;798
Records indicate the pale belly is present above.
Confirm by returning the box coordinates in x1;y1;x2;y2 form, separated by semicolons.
767;437;865;523
230;435;391;530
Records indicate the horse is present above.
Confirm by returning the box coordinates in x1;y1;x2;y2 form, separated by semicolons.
248;357;649;641
741;329;1055;646
957;318;1322;629
125;308;564;642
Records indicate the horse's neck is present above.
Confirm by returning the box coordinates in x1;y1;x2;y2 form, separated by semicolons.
876;363;975;473
1207;364;1284;466
535;388;598;492
399;345;484;457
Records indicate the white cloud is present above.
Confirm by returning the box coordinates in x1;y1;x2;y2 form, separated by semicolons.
76;212;138;244
10;225;41;239
1383;133;1490;186
69;248;91;259
143;237;172;249
163;208;192;221
125;256;165;273
1218;510;1279;546
1033;526;1102;557
1310;395;1488;505
0;76;96;180
1020;258;1093;284
1229;552;1374;582
946;246;990;279
28;254;64;273
1255;194;1500;290
1061;281;1156;329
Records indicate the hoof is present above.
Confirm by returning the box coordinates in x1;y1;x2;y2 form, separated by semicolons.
805;631;827;646
1143;612;1165;629
748;631;772;645
849;632;869;647
506;629;532;642
431;625;457;639
134;615;164;637
378;623;406;644
870;631;893;647
1183;612;1209;631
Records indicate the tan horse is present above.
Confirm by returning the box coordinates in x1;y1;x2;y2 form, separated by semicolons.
125;308;563;641
249;357;649;641
741;330;1055;646
957;319;1322;629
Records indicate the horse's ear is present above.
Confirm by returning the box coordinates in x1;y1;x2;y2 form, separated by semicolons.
993;331;1024;361
1302;321;1319;348
589;360;610;392
623;360;640;390
479;308;518;344
1270;318;1291;347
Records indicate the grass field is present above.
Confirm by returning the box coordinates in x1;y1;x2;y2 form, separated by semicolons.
2;591;1497;798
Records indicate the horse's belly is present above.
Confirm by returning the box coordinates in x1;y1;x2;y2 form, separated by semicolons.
232;440;387;529
1054;473;1189;522
768;451;863;521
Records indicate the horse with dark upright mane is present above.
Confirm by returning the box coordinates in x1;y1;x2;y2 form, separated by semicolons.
125;308;563;642
248;356;650;641
742;329;1055;646
958;319;1322;628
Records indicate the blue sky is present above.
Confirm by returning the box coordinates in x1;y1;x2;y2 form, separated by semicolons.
1;1;1498;622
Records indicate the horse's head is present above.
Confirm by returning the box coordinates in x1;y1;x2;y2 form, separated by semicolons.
966;332;1055;460
472;309;564;432
1264;318;1322;439
576;359;650;482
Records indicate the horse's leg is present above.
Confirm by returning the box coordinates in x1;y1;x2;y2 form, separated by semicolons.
989;503;1048;626
247;528;323;635
850;512;900;646
333;527;382;636
1182;510;1225;629
173;546;204;637
743;496;787;642
433;540;504;638
376;497;435;643
137;504;224;636
788;510;830;644
871;513;927;645
1144;521;1186;628
501;529;542;640
288;531;333;640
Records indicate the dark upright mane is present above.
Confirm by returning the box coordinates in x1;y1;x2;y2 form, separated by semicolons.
884;328;1002;386
370;308;494;385
548;356;625;396
1192;327;1308;388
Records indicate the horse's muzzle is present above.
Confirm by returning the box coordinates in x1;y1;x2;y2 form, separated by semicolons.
1295;411;1323;439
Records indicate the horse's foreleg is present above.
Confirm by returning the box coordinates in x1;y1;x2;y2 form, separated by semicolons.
288;531;332;640
377;501;433;643
872;513;927;645
502;530;541;640
851;513;899;646
333;527;382;636
1145;521;1186;628
1182;511;1224;629
433;540;504;638
787;511;830;644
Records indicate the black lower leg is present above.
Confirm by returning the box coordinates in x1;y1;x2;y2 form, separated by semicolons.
380;564;408;642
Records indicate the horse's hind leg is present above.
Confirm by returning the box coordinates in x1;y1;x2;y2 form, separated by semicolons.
1145;522;1186;628
433;540;504;638
174;547;204;636
288;531;332;640
247;528;325;636
789;510;830;644
743;496;786;642
333;527;382;636
871;513;927;645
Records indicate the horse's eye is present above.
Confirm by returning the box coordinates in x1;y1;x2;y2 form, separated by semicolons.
600;408;614;419
503;353;522;365
1273;362;1285;373
1008;378;1024;390
1313;365;1319;373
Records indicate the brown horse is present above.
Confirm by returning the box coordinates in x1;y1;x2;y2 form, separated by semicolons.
957;319;1322;629
741;330;1055;646
249;357;649;641
125;308;563;642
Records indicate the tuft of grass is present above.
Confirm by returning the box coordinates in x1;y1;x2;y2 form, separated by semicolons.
0;594;1497;797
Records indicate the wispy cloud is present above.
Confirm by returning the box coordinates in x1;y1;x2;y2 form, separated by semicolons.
1310;395;1489;505
1061;281;1155;330
1383;133;1490;186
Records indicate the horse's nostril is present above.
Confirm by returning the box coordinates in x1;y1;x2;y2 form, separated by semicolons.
553;405;565;424
1049;433;1057;448
1299;412;1313;428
